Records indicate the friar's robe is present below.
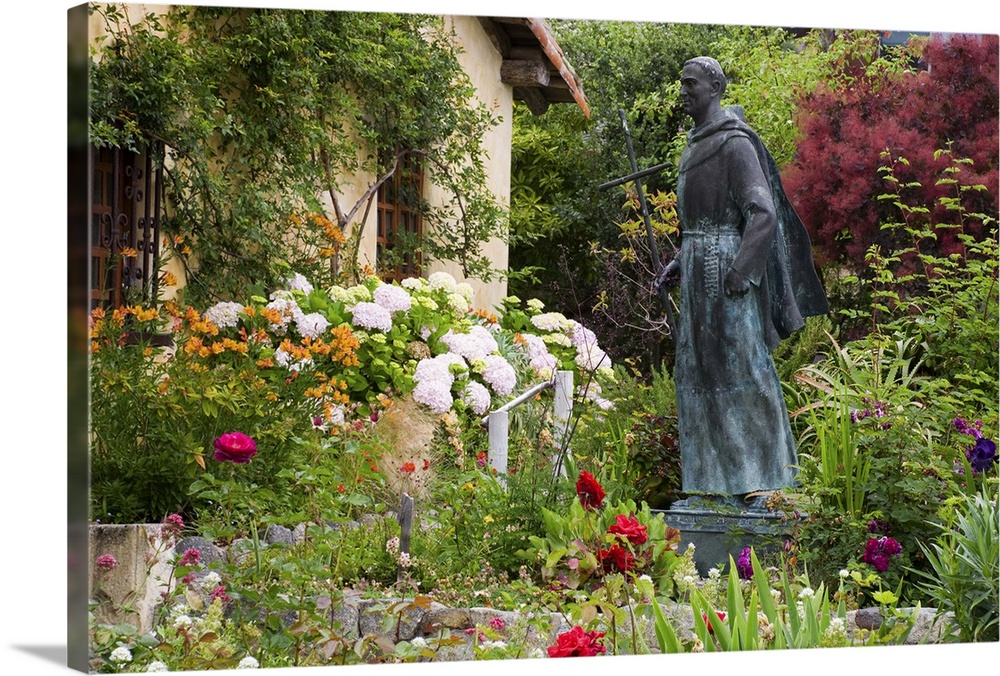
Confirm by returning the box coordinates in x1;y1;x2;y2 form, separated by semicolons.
673;106;827;496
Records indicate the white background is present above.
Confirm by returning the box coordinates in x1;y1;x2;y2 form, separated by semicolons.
2;1;997;674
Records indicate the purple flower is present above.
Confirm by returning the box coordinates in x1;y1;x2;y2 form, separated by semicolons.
967;438;998;473
862;536;902;572
736;547;753;580
881;537;902;557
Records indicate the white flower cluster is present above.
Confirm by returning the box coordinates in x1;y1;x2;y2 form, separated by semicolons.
146;660;169;672
481;354;517;396
203;301;244;330
274;347;310;372
461;381;492;416
373;283;412;313
265;294;303;335
109;646;132;663
329;284;373;306
412;353;467;413
237;655;260;669
285;272;314;295
440;325;498;361
530;312;571;333
199;571;222;588
294;312;330;340
428;271;458;293
350;302;393;332
570;320;611;372
519;333;557;377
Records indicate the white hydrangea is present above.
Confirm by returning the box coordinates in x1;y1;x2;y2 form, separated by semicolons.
400;276;426;290
410;637;428;648
173;615;193;630
412;353;466;414
456;282;476;303
447;292;470;314
462;381;492;415
526;298;545;313
294;312;330;340
520;333;557;374
428;271;458;292
413;381;454;414
265;296;303;335
541;333;573;348
350;302;393;332
109;646;132;663
530;312;570;332
373;283;412;313
441;325;498;361
285;272;314;295
202;301;244;330
482;354;517;396
146;660;169;672
237;655;260;669
273;347;310;372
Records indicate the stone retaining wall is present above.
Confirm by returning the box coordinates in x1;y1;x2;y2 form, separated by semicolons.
88;524;958;656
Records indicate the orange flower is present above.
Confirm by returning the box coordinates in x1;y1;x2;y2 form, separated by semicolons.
337;484;346;493
160;271;178;287
400;462;416;474
120;247;138;257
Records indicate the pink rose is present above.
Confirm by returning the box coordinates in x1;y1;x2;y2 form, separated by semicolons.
213;432;258;464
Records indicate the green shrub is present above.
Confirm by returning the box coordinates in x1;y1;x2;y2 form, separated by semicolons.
911;481;999;642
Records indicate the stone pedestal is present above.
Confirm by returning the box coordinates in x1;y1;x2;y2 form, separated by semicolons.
655;495;790;576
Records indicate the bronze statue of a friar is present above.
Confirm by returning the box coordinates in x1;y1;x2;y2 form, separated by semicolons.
656;56;829;497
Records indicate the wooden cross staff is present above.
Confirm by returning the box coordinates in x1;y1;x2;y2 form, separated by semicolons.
599;109;678;338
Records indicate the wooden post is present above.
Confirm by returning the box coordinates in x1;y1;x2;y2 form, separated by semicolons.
553;370;574;476
488;410;509;488
396;493;413;583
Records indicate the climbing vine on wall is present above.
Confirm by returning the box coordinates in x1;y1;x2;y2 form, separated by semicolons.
89;3;506;305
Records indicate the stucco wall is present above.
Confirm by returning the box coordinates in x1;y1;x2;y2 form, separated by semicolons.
88;5;511;311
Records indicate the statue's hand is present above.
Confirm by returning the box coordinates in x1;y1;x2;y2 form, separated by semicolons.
724;267;750;297
655;259;680;290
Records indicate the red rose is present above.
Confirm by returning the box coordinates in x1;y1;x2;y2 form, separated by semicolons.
607;514;648;545
597;544;635;574
702;611;727;633
575;471;605;510
213;432;258;464
547;625;607;657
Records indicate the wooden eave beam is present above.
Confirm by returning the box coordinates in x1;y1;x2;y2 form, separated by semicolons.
501;59;551;87
516;86;550;116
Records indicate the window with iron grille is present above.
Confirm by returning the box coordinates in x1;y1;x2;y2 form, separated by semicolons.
90;143;164;310
376;155;423;282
